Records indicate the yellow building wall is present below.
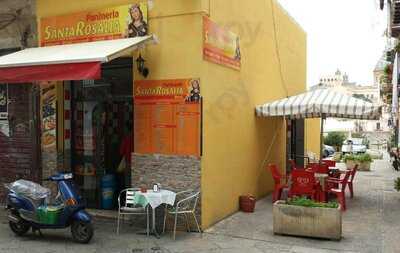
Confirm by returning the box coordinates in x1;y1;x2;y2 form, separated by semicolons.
305;118;321;159
199;0;308;228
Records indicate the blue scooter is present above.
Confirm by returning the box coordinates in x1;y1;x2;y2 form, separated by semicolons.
5;173;94;243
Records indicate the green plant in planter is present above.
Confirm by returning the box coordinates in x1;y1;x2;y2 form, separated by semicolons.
355;153;373;171
343;154;356;162
395;178;400;192
285;196;339;209
356;153;372;163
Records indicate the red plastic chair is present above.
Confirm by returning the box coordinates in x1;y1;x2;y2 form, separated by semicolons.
268;164;289;203
289;159;304;170
317;163;329;174
347;164;358;198
305;163;319;173
322;159;336;168
327;169;352;211
306;163;329;174
289;159;296;170
288;170;317;200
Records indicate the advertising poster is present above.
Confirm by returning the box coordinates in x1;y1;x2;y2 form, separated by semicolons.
0;84;9;136
74;102;98;176
134;79;201;156
40;82;57;150
40;3;148;46
203;16;241;70
0;84;8;119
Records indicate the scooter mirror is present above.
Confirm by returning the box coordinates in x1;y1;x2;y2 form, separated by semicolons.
63;173;73;180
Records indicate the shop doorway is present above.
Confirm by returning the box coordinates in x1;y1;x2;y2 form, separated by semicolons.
71;58;133;209
286;119;305;171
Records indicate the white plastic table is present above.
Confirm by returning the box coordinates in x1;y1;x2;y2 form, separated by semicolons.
134;189;176;238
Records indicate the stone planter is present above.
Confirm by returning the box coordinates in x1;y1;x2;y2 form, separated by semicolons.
358;161;371;171
345;160;356;170
273;201;342;240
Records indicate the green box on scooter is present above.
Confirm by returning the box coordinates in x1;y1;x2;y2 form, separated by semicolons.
37;206;63;224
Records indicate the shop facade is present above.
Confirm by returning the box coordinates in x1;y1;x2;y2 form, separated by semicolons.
0;0;320;229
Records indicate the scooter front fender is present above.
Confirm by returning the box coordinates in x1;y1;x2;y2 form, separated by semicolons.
72;209;91;223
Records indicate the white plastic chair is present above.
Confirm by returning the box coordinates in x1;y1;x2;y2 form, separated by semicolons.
117;188;149;235
162;190;201;240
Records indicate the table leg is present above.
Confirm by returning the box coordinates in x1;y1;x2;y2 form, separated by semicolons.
137;206;160;238
320;191;327;202
151;207;160;239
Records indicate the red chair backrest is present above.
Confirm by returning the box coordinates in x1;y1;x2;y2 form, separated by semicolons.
306;163;319;173
290;170;316;196
340;169;352;192
269;164;283;185
306;162;318;168
349;164;358;183
289;159;296;170
322;159;336;168
317;163;329;174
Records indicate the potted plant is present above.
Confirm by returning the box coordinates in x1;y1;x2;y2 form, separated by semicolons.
394;178;400;192
343;154;356;169
356;153;372;171
273;197;341;240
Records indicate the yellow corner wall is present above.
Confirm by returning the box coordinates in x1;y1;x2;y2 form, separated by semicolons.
36;0;313;229
200;0;307;228
305;118;321;159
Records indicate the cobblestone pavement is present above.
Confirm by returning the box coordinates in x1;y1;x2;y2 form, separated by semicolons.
0;155;399;253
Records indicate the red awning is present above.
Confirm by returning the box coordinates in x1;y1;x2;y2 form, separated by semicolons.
0;62;101;83
0;35;156;83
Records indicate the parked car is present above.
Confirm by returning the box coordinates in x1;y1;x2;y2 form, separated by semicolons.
341;138;366;154
323;145;335;158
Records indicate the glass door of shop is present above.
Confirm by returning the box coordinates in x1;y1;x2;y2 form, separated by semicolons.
71;58;133;209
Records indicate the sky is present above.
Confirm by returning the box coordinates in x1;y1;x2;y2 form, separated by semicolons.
277;0;388;87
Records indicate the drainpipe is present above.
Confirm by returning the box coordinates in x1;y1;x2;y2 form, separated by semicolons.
392;53;399;147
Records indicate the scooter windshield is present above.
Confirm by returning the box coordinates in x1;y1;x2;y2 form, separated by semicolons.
5;179;51;200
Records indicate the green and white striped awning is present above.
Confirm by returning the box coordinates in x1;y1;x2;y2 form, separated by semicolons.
256;89;381;120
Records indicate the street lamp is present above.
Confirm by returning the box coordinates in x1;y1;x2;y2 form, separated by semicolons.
136;54;149;78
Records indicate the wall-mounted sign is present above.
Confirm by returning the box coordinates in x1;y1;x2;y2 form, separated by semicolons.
203;16;241;70
134;79;201;156
0;84;8;120
40;3;148;46
40;82;57;150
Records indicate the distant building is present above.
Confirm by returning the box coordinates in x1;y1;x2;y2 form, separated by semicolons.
310;69;379;105
312;69;391;150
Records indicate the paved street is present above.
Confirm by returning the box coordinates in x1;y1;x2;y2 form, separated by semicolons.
1;155;400;253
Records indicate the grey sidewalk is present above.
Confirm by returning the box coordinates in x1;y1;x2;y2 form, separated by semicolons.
207;155;400;253
1;155;400;252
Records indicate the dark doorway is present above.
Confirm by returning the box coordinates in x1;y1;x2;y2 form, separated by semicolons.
70;58;133;209
287;119;305;171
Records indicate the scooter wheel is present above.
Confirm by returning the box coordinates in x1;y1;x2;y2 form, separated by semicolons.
9;220;31;236
71;221;93;243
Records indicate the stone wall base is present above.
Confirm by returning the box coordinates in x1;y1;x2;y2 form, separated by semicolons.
132;153;201;229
